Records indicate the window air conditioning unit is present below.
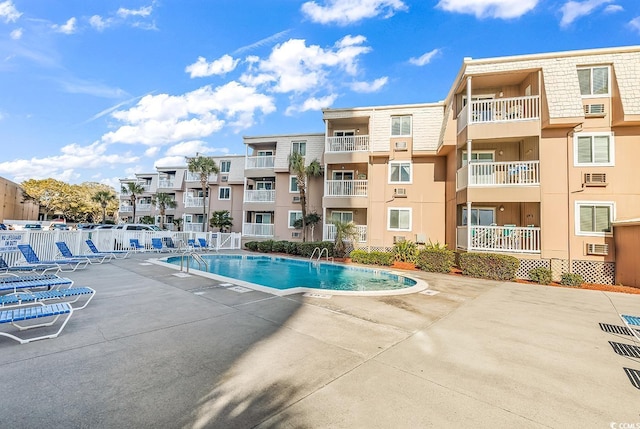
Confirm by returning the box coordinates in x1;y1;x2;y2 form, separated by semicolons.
586;243;608;256
221;175;228;182
393;187;407;197
393;235;406;244
583;173;607;187
394;141;408;151
415;233;426;244
584;104;605;116
292;231;301;238
292;196;301;203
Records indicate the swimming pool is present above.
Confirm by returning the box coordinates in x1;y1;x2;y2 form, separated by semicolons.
161;254;425;296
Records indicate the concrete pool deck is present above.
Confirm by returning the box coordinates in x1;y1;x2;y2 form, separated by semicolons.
1;251;639;428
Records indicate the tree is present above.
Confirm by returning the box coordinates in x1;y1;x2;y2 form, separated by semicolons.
209;210;233;232
121;181;146;223
139;215;155;224
91;190;116;224
187;155;219;232
173;218;183;232
21;178;69;220
288;151;322;242
293;212;321;241
151;192;177;230
332;220;358;258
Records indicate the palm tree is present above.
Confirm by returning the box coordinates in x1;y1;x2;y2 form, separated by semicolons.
288;151;322;241
91;190;116;224
151;192;177;230
209;210;233;232
121;182;146;223
332;220;358;258
187;155;219;232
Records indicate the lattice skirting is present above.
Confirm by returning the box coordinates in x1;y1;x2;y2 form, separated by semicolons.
353;245;393;254
516;258;615;285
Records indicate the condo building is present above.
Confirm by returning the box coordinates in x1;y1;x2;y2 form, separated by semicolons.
118;45;640;284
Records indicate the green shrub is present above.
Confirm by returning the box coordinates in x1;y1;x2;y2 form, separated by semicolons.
349;250;394;266
416;247;455;273
392;240;418;263
284;241;299;255
528;267;553;284
244;241;259;251
458;252;520;281
297;241;334;258
256;240;274;253
271;240;288;253
560;272;584;287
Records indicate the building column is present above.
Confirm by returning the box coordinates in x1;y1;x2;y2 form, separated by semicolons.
467;201;472;250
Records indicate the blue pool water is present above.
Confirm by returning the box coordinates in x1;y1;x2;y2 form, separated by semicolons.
166;255;417;292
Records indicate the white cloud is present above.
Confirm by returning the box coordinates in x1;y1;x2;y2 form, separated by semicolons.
52;17;77;35
0;142;138;183
117;5;153;18
630;16;640;32
0;0;21;23
103;82;276;146
437;0;538;19
560;0;613;27
185;55;240;78
286;94;338;115
409;48;440;66
144;147;160;157
233;30;291;55
165;141;214;157
350;76;388;93
89;15;111;31
153;156;186;168
301;0;407;25
10;27;22;39
58;77;128;98
604;4;623;13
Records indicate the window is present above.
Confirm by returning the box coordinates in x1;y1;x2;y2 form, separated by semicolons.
577;66;609;96
255;213;272;224
292;141;306;156
576;202;613;236
330;211;353;223
288;211;302;228
462;207;495;226
257;150;273;157
389;162;411;183
256;181;273;190
218;187;230;200
391;116;411;136
574;133;614;166
289;175;299;193
461;151;494;166
220;160;231;173
388;208;411;231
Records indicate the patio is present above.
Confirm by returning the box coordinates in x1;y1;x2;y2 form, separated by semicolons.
0;252;638;427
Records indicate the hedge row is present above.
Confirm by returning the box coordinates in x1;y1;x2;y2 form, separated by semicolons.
458;252;520;281
349;249;394;266
416;248;455;274
244;240;334;257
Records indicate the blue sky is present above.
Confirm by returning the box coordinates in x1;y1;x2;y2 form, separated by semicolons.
0;0;638;189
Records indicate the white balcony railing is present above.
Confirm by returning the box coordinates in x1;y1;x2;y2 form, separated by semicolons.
457;225;541;253
136;203;152;212
119;205;133;213
184;196;204;208
185;172;217;182
243;223;274;237
158;179;175;188
244;190;275;203
184;222;204;232
323;224;367;243
246;155;275;169
457;95;540;133
456;161;540;189
326;135;370;152
324;180;368;197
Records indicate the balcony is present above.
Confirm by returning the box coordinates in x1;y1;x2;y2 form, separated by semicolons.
243;223;274;237
457;161;540;190
325;135;369;152
184;196;204;208
325;180;368;197
244;190;275;203
246;155;275;169
456;225;541;254
119;205;133;213
136;203;152;212
158;179;175;188
457;96;540;136
323;224;367;243
184;222;204;232
185;172;217;182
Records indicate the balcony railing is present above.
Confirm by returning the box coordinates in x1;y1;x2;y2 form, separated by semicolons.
185;172;217;182
243;223;274;237
244;190;275;203
457;95;540;133
323;224;367;243
456;160;540;189
326;135;370;152
184;196;204;208
158;179;175;188
119;205;133;212
325;180;368;197
136;203;152;212
184;222;204;232
457;225;541;253
246;155;275;169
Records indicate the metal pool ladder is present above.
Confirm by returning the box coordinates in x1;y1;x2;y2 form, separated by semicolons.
310;247;332;264
180;252;208;273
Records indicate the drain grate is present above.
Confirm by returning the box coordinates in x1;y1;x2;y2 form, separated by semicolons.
609;341;640;358
600;323;633;336
229;286;252;293
303;292;332;299
624;368;640;390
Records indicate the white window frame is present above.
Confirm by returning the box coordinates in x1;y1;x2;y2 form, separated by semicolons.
330;211;353;224
254;213;272;224
289;175;299;193
391;115;412;137
388;207;412;231
577;65;610;97
292;141;306;156
218;187;230;200
573;132;614;167
575;201;614;237
256;181;273;190
332;170;354;180
257;150;273;157
388;161;412;184
334;130;355;137
288;210;303;228
461;150;495;167
220;160;231;173
461;207;496;226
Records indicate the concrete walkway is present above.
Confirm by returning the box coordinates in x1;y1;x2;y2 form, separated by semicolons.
0;253;638;428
